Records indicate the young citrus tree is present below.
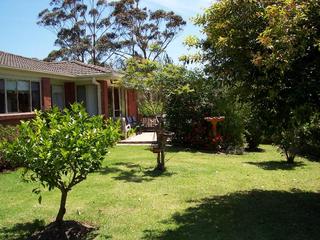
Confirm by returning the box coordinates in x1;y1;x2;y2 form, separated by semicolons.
1;103;120;222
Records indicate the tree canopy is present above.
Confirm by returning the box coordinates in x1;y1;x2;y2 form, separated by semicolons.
183;0;320;161
1;104;121;222
38;0;186;66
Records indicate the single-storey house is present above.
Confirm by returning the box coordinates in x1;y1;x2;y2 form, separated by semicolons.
0;51;138;125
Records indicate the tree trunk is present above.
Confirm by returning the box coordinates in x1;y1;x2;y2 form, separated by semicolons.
157;152;161;166
287;154;295;164
285;149;296;164
56;189;68;223
160;150;165;170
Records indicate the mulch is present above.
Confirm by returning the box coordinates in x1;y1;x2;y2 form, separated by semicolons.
27;221;96;240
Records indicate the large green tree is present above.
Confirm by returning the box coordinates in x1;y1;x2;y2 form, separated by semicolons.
38;0;118;65
38;0;186;66
185;0;320;162
111;0;186;62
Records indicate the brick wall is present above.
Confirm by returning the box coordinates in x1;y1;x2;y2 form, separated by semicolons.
99;81;109;118
64;82;76;107
127;89;138;118
41;77;52;110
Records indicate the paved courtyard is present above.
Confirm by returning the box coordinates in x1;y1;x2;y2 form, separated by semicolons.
119;132;157;145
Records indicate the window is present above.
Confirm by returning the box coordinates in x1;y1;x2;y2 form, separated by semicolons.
0;79;40;113
76;86;86;107
18;81;30;112
0;79;5;113
6;80;18;112
31;82;41;111
52;85;65;110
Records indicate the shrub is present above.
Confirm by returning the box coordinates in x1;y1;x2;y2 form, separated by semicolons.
166;73;245;152
274;127;299;163
138;100;163;117
297;112;320;159
1;103;121;222
0;124;19;172
244;109;263;150
272;107;320;163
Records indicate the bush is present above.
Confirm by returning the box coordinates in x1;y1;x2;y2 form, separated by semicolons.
166;73;245;152
1;103;121;222
244;109;263;150
298;112;320;159
138;100;163;117
0;124;19;172
274;127;300;163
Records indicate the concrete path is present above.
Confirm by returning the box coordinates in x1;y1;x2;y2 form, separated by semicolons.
119;132;157;145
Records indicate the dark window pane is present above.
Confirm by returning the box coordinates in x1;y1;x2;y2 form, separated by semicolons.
108;88;113;117
18;81;30;112
52;85;64;110
31;82;40;110
77;86;86;107
0;79;5;113
6;80;17;113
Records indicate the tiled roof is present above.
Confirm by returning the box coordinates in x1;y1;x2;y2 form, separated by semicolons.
0;51;113;77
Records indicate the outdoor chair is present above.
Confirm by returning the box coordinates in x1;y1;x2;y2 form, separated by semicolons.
126;116;144;134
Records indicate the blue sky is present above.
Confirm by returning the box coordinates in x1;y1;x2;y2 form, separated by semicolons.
0;0;213;63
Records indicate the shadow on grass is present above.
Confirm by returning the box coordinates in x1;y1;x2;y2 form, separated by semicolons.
165;146;216;154
245;147;266;153
98;162;175;183
143;190;320;240
0;219;45;240
246;160;306;170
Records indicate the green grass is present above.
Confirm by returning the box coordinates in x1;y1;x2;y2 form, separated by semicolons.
0;145;319;240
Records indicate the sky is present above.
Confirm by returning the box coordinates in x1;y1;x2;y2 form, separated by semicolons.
0;0;214;63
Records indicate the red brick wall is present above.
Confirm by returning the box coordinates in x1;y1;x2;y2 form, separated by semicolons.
41;78;51;110
64;82;76;107
127;89;138;118
99;81;109;118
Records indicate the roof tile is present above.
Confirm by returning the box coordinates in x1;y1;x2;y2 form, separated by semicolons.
0;51;113;77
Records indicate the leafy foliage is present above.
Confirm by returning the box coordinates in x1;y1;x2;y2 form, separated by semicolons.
0;125;19;172
138;101;164;117
38;0;118;64
111;0;186;63
38;0;186;66
186;0;320;161
298;112;320;158
1;103;121;222
122;58;191;117
166;72;245;152
244;106;263;150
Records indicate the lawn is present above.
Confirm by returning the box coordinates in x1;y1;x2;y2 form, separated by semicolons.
0;145;319;240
